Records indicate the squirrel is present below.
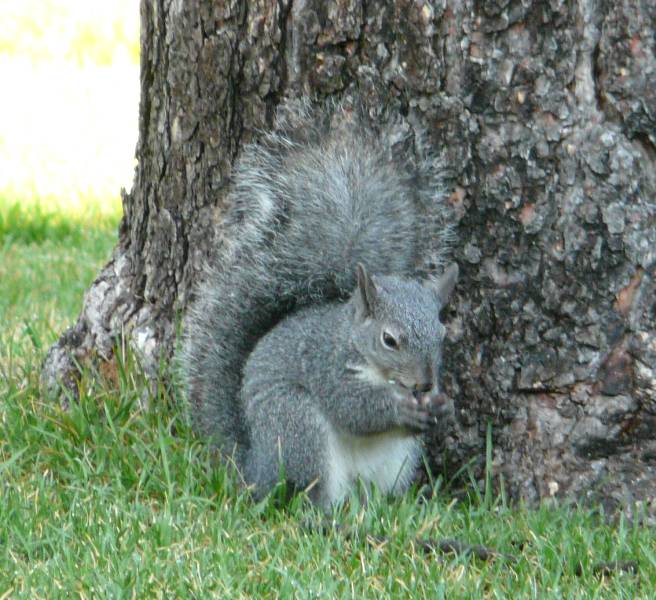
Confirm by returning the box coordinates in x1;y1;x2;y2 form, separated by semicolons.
180;98;458;512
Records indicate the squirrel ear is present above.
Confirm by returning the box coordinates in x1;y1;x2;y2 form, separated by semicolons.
354;263;378;319
428;262;459;305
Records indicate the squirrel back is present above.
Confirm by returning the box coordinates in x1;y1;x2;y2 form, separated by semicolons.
180;98;453;473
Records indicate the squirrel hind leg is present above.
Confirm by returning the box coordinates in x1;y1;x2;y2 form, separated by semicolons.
242;385;333;509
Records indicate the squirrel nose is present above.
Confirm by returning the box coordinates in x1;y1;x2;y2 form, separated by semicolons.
414;381;432;393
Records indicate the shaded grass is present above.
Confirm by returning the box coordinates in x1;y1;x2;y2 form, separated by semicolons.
1;360;653;597
0;198;120;377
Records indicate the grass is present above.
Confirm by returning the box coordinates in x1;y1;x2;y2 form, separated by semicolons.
1;203;654;598
0;198;121;367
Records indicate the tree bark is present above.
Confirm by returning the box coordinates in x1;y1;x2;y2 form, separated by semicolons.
43;0;656;515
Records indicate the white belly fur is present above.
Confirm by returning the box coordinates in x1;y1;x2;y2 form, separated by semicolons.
325;427;422;504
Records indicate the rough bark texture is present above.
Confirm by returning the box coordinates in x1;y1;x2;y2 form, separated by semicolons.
43;0;655;515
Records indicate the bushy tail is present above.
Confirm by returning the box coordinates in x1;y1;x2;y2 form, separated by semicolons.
179;98;452;463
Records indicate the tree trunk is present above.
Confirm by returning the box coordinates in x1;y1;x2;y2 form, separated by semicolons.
43;0;656;514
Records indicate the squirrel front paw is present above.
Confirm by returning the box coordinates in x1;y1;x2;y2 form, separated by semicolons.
397;396;435;432
398;393;451;433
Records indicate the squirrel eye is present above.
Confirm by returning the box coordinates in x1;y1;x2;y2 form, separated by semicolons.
381;331;398;349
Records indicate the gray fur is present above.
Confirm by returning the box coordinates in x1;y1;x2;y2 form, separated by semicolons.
179;99;455;509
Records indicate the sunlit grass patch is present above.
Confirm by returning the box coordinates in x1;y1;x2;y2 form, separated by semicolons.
0;0;139;65
0;1;139;214
0;58;139;211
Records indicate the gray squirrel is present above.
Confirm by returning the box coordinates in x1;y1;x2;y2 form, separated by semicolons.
180;99;458;511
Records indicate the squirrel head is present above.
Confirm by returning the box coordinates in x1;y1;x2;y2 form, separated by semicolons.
350;263;458;394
